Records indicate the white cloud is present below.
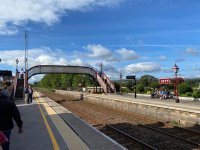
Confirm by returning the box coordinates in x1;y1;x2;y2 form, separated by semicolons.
85;44;117;62
0;47;68;68
29;74;44;83
70;58;86;66
84;44;140;62
116;48;139;60
125;62;161;74
158;55;167;61
192;65;200;71
161;68;172;73
185;48;199;56
0;0;123;35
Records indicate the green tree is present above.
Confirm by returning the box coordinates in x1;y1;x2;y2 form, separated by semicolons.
137;84;145;93
178;83;193;95
50;74;61;88
60;74;74;89
39;74;52;88
72;74;82;89
138;75;158;87
126;80;134;91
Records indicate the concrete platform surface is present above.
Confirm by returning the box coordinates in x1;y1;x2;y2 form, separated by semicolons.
11;91;125;150
107;94;200;112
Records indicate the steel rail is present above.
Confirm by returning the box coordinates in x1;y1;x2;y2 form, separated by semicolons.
175;126;200;135
106;125;158;150
139;124;200;147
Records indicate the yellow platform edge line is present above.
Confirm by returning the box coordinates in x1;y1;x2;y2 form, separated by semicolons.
33;92;60;150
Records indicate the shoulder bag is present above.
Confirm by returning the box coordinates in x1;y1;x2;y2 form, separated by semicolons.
0;132;8;145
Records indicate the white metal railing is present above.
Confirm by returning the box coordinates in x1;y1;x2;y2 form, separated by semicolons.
102;72;116;93
96;73;107;93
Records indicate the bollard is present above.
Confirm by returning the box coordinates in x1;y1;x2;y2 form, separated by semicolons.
80;94;83;100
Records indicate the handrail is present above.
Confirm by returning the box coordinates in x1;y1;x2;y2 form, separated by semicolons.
13;73;18;99
96;72;107;93
102;72;116;93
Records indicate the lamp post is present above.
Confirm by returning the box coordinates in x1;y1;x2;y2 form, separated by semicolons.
82;74;85;92
119;72;122;95
133;75;137;99
172;63;179;103
16;58;19;74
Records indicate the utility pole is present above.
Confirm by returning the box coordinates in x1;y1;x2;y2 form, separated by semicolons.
24;30;29;89
100;62;103;74
25;30;29;71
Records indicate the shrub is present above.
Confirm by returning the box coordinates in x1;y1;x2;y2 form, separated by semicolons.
146;91;151;95
137;85;145;93
178;83;193;95
121;87;131;93
145;87;152;93
185;92;192;97
192;90;200;98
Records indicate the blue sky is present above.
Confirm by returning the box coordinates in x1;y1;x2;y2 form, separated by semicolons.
0;0;200;82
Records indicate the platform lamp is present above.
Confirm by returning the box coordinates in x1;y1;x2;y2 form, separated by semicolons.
172;63;179;103
119;72;122;95
16;58;19;74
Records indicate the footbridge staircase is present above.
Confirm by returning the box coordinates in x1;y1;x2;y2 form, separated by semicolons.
13;73;24;99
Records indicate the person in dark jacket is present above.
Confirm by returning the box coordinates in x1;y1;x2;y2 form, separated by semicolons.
0;92;23;150
28;85;33;103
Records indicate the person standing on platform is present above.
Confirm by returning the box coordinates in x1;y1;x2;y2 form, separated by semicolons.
24;86;29;104
19;68;24;79
28;85;33;103
0;91;23;150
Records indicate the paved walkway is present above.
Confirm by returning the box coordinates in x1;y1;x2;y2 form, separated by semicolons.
106;94;200;112
11;91;125;150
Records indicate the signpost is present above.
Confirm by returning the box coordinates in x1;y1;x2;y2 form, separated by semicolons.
126;75;136;98
159;78;172;84
0;70;12;77
126;76;135;80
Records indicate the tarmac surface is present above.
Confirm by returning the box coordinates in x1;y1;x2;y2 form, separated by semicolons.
108;93;200;112
11;91;125;150
10;91;200;150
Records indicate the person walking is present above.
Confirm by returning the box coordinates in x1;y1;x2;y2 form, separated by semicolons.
28;85;33;103
1;86;10;100
0;91;23;150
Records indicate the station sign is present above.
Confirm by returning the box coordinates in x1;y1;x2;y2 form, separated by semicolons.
0;70;12;77
159;78;172;84
126;75;135;80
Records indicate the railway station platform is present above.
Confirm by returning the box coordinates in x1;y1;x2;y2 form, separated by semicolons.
56;90;200;126
11;91;125;150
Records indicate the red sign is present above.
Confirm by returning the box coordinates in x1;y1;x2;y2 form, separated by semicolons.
159;78;172;84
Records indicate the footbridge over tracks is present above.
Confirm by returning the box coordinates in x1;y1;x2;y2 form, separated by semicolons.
27;65;116;93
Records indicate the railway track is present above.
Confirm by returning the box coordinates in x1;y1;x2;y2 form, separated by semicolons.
142;122;200;146
102;125;157;150
37;89;200;150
